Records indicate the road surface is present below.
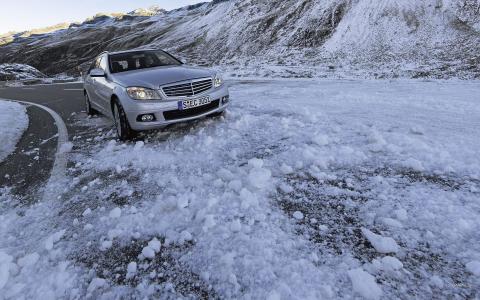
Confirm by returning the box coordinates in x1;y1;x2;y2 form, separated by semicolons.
0;83;86;200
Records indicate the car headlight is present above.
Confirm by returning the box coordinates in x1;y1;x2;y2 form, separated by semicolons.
213;74;223;88
126;87;161;100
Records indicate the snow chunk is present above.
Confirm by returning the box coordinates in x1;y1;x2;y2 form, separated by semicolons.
248;167;272;189
17;253;40;268
293;211;304;220
100;240;113;251
82;208;92;216
109;207;122;219
379;256;403;271
133;141;144;150
126;262;137;278
280;163;294;174
147;238;161;253
347;268;383;300
141;247;156;260
466;261;480;276
87;277;107;293
248;158;264;168
361;228;400;254
59;142;74;154
45;229;66;251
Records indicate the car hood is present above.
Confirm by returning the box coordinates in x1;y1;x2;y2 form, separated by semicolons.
111;66;215;89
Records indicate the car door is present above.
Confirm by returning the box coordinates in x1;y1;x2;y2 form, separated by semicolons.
84;56;102;108
93;55;114;115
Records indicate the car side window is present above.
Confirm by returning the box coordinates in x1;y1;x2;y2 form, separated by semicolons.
99;55;108;72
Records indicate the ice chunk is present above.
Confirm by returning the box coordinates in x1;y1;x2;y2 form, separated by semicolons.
148;238;161;253
379;217;403;228
100;240;113;251
228;180;243;192
361;228;399;254
109;207;122;219
141;246;156;259
347;268;382;300
177;196;189;209
87;277;107;293
466;261;480;276
280;164;294;174
45;229;66;251
126;262;137;278
59;142;73;154
380;256;403;271
293;211;304;220
248;158;264;168
82;208;92;217
430;275;444;288
279;183;294;193
403;158;424;171
180;230;193;244
248;167;272;189
133;141;144;150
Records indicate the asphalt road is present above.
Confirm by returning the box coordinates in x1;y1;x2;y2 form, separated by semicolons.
0;83;86;201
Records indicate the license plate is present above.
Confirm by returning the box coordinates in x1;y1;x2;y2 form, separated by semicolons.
179;96;211;110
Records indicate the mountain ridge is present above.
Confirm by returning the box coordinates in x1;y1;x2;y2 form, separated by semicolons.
0;0;479;79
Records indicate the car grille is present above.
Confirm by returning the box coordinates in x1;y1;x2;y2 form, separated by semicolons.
162;78;213;97
163;100;220;121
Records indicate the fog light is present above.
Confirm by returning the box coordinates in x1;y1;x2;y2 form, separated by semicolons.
137;114;156;122
221;96;230;104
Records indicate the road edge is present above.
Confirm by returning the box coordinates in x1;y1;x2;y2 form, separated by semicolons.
0;98;69;201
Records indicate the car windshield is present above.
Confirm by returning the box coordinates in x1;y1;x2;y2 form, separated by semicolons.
109;50;182;73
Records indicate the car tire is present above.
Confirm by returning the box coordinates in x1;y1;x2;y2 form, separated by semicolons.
85;92;96;116
112;100;136;141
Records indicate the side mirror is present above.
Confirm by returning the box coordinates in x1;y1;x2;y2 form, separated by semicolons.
90;68;106;77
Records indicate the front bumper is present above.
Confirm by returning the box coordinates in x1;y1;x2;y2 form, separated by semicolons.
121;85;230;131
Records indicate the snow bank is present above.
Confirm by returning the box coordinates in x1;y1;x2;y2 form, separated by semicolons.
1;79;479;299
0;101;28;162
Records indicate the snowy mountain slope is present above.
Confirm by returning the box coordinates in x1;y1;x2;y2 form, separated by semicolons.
0;0;479;78
0;63;46;81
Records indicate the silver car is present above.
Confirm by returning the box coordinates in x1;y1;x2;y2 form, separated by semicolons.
83;49;230;140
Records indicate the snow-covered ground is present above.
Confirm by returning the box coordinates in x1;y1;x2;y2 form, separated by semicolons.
1;79;480;299
0;101;28;162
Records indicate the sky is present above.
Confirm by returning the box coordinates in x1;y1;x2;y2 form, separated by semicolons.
0;0;207;34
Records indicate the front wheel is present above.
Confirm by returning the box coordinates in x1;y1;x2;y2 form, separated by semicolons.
112;100;136;141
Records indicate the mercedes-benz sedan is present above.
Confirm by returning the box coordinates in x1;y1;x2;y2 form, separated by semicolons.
83;49;230;140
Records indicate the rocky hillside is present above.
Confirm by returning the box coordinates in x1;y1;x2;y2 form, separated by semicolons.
0;63;46;81
0;0;479;79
